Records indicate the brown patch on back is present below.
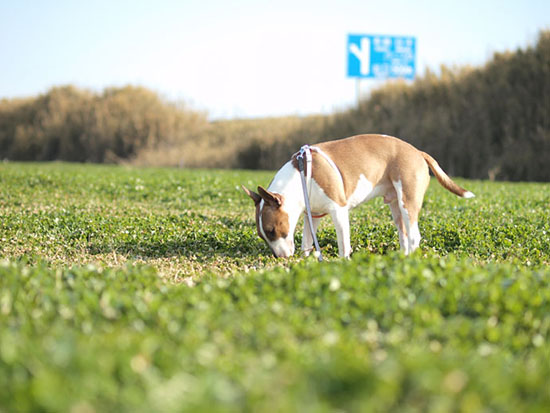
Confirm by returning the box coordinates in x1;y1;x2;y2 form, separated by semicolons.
292;135;430;206
292;152;347;206
310;152;347;206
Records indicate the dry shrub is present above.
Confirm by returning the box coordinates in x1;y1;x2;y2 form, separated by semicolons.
1;31;548;181
0;85;208;163
231;31;550;181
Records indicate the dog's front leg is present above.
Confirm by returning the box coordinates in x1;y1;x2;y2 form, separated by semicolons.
301;215;321;256
330;207;352;258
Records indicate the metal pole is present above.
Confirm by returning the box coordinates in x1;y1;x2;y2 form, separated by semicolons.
356;78;361;106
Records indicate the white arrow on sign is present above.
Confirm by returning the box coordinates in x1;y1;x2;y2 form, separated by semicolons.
349;37;371;76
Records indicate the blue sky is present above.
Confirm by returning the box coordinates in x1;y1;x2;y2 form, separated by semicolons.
1;0;548;119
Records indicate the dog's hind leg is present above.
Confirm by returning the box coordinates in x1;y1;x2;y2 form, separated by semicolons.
392;180;413;254
388;200;410;254
409;221;421;252
392;175;427;254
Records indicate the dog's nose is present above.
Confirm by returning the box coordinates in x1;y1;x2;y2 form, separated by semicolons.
273;246;294;258
270;239;295;258
276;250;292;258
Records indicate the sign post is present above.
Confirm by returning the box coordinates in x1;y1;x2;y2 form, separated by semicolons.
347;34;416;102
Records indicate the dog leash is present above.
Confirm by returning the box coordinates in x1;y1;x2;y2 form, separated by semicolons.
296;145;324;262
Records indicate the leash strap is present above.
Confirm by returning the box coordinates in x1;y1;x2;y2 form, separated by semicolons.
304;144;312;198
297;145;323;262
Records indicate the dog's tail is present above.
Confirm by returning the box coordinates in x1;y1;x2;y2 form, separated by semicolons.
421;152;475;198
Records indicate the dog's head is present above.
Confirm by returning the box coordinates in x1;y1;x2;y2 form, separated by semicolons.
242;185;295;258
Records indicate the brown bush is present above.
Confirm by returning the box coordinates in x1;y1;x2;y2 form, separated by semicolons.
0;85;208;163
247;30;550;181
1;31;548;181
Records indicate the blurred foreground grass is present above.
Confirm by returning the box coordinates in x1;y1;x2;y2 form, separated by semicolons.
0;162;549;411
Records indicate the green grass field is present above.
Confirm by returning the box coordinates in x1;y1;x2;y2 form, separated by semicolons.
1;162;549;412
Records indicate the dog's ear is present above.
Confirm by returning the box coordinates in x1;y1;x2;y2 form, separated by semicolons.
257;186;283;208
242;185;262;205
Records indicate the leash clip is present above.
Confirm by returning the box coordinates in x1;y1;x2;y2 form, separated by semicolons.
297;148;306;172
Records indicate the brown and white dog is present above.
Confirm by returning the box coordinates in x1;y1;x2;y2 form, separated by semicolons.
243;134;474;258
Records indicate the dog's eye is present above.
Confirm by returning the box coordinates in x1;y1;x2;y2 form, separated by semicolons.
266;228;276;238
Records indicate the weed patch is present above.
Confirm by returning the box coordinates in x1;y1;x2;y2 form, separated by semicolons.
0;162;549;411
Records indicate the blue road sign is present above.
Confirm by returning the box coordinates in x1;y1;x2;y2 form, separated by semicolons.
348;34;416;80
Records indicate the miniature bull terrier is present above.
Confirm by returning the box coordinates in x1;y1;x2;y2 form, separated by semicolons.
243;134;474;258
